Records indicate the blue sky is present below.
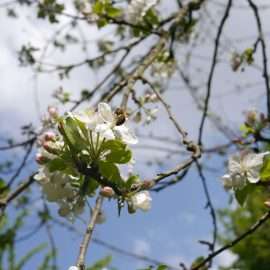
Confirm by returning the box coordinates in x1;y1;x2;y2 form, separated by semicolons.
1;0;270;269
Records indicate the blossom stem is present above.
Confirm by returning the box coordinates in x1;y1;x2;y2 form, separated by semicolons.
76;196;104;270
88;130;96;161
94;133;100;159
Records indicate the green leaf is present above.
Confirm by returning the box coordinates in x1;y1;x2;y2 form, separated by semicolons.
191;256;207;270
0;178;9;198
0;178;6;190
59;116;87;153
143;9;159;26
98;161;123;186
235;184;254;206
47;158;67;172
37;0;64;23
157;265;168;270
97;18;108;28
92;1;104;14
87;255;112;270
37;252;54;270
107;6;122;18
260;155;270;181
15;243;47;270
137;266;168;270
125;175;140;189
102;140;132;164
239;124;254;137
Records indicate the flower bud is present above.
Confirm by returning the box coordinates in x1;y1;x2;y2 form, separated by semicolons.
127;201;136;214
246;110;257;125
230;53;241;71
42;141;59;155
58;204;70;217
142;180;154;189
144;93;151;103
264;200;270;208
43;131;56;141
47;106;58;118
133;111;142;123
100;186;115;198
35;153;49;164
149;93;158;102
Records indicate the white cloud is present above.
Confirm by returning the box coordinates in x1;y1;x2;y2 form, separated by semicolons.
133;239;151;255
214;250;238;269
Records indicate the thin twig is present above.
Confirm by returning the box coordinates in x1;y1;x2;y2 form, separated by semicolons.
198;0;232;145
191;211;270;270
195;161;217;267
6;140;34;189
140;77;201;159
0;174;36;216
120;36;166;109
0;137;36;151
76;196;104;270
247;0;270;118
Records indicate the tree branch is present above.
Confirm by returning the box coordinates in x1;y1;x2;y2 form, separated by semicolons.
198;0;232;145
247;0;270;118
191;210;270;270
76;196;104;270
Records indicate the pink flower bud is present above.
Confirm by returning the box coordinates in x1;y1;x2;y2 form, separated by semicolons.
47;106;58;118
42;141;58;155
44;131;56;141
35;153;48;164
100;186;115;198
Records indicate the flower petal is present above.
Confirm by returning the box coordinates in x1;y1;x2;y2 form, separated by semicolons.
228;154;242;174
244;152;269;169
98;102;115;124
74;109;98;130
34;167;50;183
221;174;233;190
131;191;152;211
246;170;260;183
113;125;138;144
95;123;115;140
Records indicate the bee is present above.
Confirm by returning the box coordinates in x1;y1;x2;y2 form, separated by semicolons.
114;108;127;126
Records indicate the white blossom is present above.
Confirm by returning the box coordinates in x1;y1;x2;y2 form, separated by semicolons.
34;167;51;184
95;103;138;144
34;168;83;218
131;191;152;212
126;0;158;22
73;108;98;129
221;151;269;189
68;266;79;270
72;103;138;144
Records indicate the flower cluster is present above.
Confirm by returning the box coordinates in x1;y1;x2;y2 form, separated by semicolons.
35;167;85;217
126;0;158;23
35;103;152;219
221;151;269;190
75;102;137;144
